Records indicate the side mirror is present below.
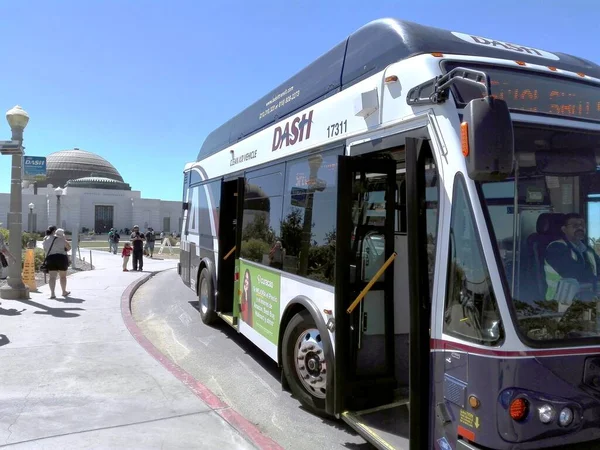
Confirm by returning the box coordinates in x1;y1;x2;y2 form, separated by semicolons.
462;96;514;181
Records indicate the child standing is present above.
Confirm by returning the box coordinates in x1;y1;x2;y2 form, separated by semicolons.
122;242;133;271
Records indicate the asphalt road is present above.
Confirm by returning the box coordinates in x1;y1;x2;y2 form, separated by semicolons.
131;268;373;450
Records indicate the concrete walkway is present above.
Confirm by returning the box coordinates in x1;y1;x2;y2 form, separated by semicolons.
0;249;268;449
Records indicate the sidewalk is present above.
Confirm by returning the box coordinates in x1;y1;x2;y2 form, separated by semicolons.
0;250;267;449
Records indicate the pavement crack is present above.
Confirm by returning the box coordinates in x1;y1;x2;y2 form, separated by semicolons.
0;410;210;448
5;385;35;445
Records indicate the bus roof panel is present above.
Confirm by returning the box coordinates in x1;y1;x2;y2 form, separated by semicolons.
197;18;600;161
197;41;346;161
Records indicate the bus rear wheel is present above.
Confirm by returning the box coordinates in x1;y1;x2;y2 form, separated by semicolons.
198;268;217;325
282;310;328;417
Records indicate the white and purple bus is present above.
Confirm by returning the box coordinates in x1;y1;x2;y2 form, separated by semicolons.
179;18;600;449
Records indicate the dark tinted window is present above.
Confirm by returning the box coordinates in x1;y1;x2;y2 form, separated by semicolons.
444;176;502;345
279;149;341;284
241;171;284;264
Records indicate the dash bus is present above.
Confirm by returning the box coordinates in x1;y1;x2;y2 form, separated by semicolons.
179;18;600;449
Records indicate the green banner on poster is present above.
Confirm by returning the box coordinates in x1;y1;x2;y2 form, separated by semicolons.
239;260;281;345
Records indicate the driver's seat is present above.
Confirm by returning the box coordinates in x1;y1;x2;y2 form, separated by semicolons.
526;213;565;298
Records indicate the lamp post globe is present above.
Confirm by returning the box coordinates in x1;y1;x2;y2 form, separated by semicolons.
28;202;34;212
6;105;29;140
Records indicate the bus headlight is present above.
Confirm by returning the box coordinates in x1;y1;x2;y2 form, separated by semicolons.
538;404;556;424
559;407;574;427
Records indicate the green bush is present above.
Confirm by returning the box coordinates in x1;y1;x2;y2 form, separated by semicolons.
34;248;45;271
20;248;45;271
0;229;39;249
22;232;39;249
240;239;270;263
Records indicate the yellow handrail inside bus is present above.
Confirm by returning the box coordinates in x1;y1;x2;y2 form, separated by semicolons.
223;246;236;260
347;252;397;314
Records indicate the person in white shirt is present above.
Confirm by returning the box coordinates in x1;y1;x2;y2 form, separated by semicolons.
42;227;71;299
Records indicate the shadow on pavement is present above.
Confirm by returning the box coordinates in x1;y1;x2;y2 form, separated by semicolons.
184;299;375;448
343;443;375;449
187;300;282;382
0;306;26;316
0;334;9;347
16;299;84;318
56;296;86;304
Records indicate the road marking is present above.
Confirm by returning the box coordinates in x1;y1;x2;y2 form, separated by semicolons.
236;357;278;398
170;327;191;359
271;413;283;431
195;335;216;347
209;375;233;406
178;311;192;327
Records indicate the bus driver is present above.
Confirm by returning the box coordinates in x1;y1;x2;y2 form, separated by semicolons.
544;213;600;302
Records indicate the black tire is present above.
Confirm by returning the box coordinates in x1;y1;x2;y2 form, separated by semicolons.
198;268;217;325
282;310;329;417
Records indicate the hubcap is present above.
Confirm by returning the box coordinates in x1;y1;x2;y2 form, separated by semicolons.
294;328;326;399
200;278;208;314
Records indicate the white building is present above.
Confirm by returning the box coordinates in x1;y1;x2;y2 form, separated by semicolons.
0;148;182;234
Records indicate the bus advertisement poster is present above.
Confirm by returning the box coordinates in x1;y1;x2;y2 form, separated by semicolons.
239;260;281;345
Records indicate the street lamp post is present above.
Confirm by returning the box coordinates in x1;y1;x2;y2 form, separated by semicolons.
298;154;325;276
28;202;34;232
55;187;63;228
0;105;30;300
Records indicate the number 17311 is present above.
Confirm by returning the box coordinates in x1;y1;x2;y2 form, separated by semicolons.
327;120;347;138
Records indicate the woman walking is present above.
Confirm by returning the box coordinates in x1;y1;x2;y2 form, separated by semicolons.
42;227;71;299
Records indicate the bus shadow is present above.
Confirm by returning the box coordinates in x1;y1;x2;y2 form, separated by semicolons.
188;300;280;380
188;300;376;448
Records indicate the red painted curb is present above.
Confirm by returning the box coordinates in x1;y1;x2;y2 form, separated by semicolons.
120;273;283;450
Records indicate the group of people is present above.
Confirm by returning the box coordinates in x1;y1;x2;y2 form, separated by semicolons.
109;226;156;272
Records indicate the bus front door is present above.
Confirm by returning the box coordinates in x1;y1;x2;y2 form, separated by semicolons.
334;156;399;445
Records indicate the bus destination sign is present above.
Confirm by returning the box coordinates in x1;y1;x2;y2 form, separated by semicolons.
447;63;600;123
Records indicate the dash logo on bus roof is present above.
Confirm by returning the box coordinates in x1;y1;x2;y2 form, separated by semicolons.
272;110;313;151
451;31;559;61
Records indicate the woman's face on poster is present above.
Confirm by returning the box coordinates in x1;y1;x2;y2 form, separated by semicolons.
244;272;250;291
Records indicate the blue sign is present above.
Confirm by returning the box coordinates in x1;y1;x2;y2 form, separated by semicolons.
23;156;47;180
290;187;307;207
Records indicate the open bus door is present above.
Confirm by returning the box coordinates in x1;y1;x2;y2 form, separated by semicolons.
335;138;431;450
216;176;245;327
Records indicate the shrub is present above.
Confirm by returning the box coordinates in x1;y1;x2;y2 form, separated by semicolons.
21;232;39;249
34;248;45;271
0;229;39;249
240;239;270;263
19;248;45;271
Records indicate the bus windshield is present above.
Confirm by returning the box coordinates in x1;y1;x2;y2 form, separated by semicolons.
481;126;600;343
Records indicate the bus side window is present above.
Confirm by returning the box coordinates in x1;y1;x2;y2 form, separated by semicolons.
444;175;503;346
240;173;284;264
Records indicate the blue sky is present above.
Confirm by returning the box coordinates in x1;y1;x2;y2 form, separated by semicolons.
0;0;596;201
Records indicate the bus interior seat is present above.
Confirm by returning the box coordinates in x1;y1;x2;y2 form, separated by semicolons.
526;213;565;298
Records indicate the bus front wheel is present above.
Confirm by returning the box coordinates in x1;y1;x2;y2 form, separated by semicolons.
198;268;217;325
282;310;328;417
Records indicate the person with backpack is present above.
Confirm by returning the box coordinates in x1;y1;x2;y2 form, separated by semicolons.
145;227;156;258
108;228;120;254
